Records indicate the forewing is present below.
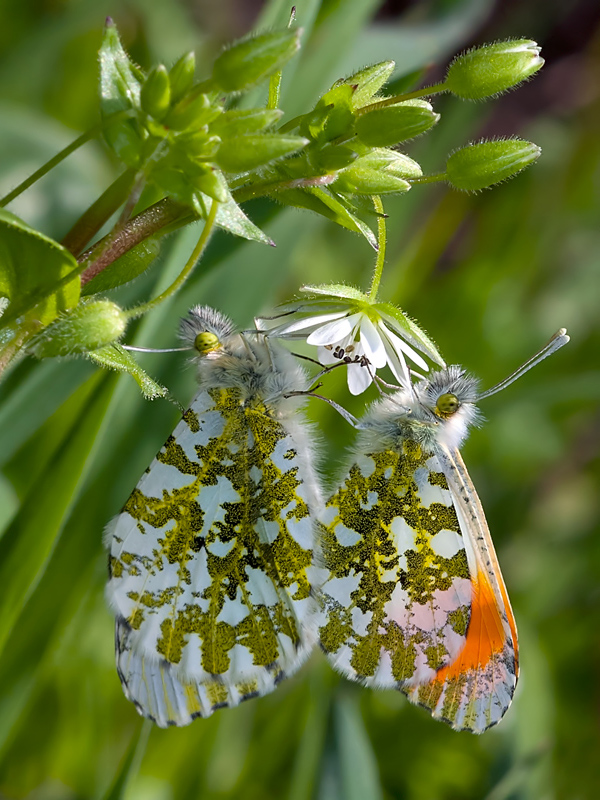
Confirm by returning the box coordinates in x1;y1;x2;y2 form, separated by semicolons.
319;439;472;688
107;386;322;726
403;447;518;733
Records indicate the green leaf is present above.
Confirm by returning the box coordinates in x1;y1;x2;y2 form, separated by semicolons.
0;208;80;327
87;343;168;399
301;284;369;302
0;372;113;661
215;134;309;173
214;194;275;245
335;694;384;800
277;187;377;249
81;238;161;295
99;19;144;165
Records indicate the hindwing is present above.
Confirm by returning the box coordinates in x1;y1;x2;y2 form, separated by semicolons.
107;385;323;726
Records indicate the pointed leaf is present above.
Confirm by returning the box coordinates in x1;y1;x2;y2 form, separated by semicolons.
87;343;168;399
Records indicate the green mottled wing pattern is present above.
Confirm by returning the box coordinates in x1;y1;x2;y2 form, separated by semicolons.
108;386;323;726
319;439;472;688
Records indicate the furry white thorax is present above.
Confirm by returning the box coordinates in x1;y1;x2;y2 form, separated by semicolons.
180;304;309;412
359;365;482;454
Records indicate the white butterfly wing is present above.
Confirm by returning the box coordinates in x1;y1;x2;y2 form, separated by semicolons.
107;385;323;726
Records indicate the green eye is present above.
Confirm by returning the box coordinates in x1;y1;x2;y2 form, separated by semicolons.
194;331;220;354
435;392;460;418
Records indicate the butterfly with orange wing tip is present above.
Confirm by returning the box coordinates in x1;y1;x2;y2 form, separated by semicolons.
318;330;569;732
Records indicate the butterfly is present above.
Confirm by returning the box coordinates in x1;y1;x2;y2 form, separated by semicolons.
318;330;569;732
106;306;326;727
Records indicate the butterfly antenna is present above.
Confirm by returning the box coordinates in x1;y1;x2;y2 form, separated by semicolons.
477;328;570;401
122;345;193;353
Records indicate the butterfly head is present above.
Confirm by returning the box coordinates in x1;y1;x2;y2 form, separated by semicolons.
179;305;236;356
414;365;482;449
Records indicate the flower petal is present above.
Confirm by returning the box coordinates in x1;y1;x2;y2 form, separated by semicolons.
380;329;411;388
347;361;373;395
380;322;430;371
359;315;387;368
307;313;360;346
267;311;347;338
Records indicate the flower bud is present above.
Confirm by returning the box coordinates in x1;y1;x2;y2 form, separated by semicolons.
165;88;220;131
355;99;439;147
340;60;395;108
140;65;171;120
212;29;300;93
445;138;541;191
31;300;127;358
334;148;420;194
210;108;283;137
215;134;308;173
169;52;196;103
445;39;544;100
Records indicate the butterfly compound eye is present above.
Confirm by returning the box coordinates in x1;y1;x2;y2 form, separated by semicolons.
194;331;221;354
435;392;460;418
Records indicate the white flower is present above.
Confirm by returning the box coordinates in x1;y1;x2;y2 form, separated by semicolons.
266;307;432;394
305;310;429;394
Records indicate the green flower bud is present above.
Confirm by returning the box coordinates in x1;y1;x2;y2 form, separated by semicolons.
140;65;171;120
193;167;229;204
169;51;196;103
355;99;439;147
31;300;127;358
340;61;395;108
212;29;300;93
165;88;221;131
210;108;283;136
445;138;541;191
177;131;221;159
334;148;420;194
215;134;308;173
445;39;544;100
313;144;358;172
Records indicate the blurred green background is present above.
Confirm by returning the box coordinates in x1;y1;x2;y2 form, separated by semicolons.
0;0;599;798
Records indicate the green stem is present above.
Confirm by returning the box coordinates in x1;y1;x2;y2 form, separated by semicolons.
409;173;448;185
61;168;138;256
268;7;296;110
125;200;219;320
368;196;386;301
268;72;283;110
0;110;134;208
79;198;192;286
356;82;447;116
0;322;41;378
233;174;335;203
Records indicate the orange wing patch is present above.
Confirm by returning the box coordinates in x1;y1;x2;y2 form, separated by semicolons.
405;568;518;732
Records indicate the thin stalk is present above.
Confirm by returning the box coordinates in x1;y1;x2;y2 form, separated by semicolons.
409;173;448;185
61;168;138;256
368;196;386;301
0;109;134;208
355;82;447;116
267;5;296;110
0;323;41;378
125;200;219;320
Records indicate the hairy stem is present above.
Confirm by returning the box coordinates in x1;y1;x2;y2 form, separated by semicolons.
125;199;219;319
368;195;386;301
